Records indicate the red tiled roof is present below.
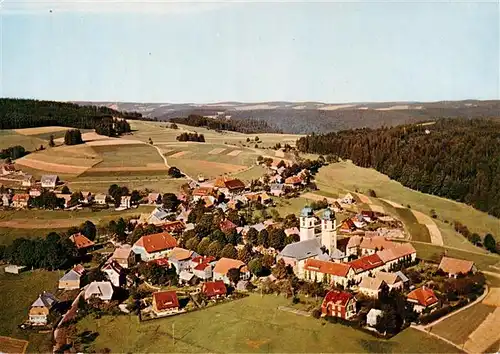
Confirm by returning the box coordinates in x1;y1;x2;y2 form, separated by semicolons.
348;254;384;273
213;257;245;276
194;262;211;271
135;232;177;253
201;280;227;298
153;291;179;310
193;187;214;197
438;256;475;275
341;218;357;231
285;176;303;185
163;220;185;233
376;243;416;263
224;179;245;190
149;258;170;267
304;259;351;277
192;256;216;265
360;236;395;251
322;290;354;307
220;219;237;232
407;286;438;307
73;264;86;275
69;233;95;249
12;193;29;202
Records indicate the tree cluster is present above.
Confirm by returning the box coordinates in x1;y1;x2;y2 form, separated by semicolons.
4;232;77;269
0;145;28;160
169;114;278;134
297;119;500;217
64;129;84;145
29;190;65;209
176;132;205;142
108;184;130;207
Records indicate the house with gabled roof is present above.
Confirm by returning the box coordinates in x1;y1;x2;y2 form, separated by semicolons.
321;290;357;320
102;261;125;287
358;276;386;299
94;193;107;205
348;253;385;282
69;233;95;252
59;264;85;290
269;183;285;197
303;259;354;287
41;174;59;189
340;218;357;233
22;174;34;187
152;290;180;316
284;175;303;189
111;245;136;269
376;242;416;270
132;231;177;261
201;280;227;299
84;281;114;302
375;271;404;291
220;219;237;233
148;192;162;205
213;258;250;284
29;291;58;326
168;247;198;274
220;179;246;196
407;286;438;313
12;193;29;208
438;256;476;278
341;193;356;205
192;187;215;201
147;207;170;225
360;236;395;256
278;238;328;278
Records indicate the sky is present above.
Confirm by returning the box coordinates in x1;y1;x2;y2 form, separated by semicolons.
1;0;499;103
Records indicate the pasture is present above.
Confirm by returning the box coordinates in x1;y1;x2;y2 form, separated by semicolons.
91;144;165;168
0;130;47;151
76;294;460;353
0;267;62;353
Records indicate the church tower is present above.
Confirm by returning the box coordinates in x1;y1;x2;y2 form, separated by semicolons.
299;206;316;241
321;208;337;253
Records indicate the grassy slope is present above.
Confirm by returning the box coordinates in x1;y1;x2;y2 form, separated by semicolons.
316;161;500;244
0;130;48;151
76;294;461;353
0;267;62;352
91;144;164;168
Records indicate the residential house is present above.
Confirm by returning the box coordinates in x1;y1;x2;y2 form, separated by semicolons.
59;264;85;290
41;174;59;189
220;179;246;196
321;290;357;320
357;277;386;299
395;271;410;287
94;193;107;205
12;193;29;208
407;286;438;313
56;193;72;209
84;281;114;301
132;231;178;261
148;192;161;205
22;175;34;187
278;238;328;278
163;220;186;234
375;271;404;291
192;187;215;201
303;259;354;287
347;253;385;283
367;308;383;327
120;195;132;209
346;235;362;257
29;292;58;326
1;193;11;207
191;256;215;280
202;195;216;208
102;261;124;287
438;256;476;278
361;210;378;222
284;227;300;238
152;291;180;316
213;258;250;284
169;247;198;274
111;245;137;269
201;280;227;299
260;192;273;205
352;214;367;229
269;184;285;198
284;176;303;189
79;191;93;204
147;207;170;225
220;219;237;233
340;219;357;234
29;188;41;198
69;233;95;252
179;270;196;285
341;193;356;205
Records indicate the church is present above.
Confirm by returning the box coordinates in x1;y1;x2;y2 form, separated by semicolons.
278;206;347;278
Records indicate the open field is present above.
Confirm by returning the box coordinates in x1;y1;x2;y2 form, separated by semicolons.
67;177;185;194
0;267;62;353
170;159;247;179
316;161;500;250
232;165;268;182
13;126;70;136
0;130;47;151
430;303;494;346
76;294;461;353
0;336;29;354
91;144;164;168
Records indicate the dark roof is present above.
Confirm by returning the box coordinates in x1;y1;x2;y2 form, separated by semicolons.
224;179;245;190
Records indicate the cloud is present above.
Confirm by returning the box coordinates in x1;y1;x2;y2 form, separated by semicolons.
1;0;230;15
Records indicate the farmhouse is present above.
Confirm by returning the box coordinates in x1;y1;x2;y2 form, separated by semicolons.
163;220;186;234
303;259;354;287
269;183;285;197
340;219;357;233
284;175;303;188
69;233;95;252
12;193;29;208
22;175;34;187
132;231;177;261
219;179;246;196
84;281;114;301
152;291;180;316
375;271;404;291
341;193;356;205
147;207;169;225
376;243;417;270
111;245;137;269
41;174;59;189
94;193;107;205
191;256;215;280
58;264;85;290
438;256;476;278
321;290;357;320
102;261;124;287
407;286;438;313
29;291;58;326
192;187;215;201
169;247;198;273
120;195;132;209
201;280;227;299
213;257;250;284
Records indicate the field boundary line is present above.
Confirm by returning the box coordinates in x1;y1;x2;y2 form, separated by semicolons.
411;326;468;354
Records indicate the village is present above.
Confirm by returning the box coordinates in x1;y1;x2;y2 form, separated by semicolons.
0;155;487;352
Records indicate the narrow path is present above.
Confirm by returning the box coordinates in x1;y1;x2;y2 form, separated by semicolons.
151;144;170;168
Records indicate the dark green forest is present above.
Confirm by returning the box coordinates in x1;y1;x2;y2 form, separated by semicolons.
170;114;280;134
296;119;500;217
0;98;141;132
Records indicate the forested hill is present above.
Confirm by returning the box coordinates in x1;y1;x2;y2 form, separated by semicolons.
0;98;143;130
296;119;500;217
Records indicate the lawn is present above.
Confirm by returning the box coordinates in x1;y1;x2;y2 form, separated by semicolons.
0;267;62;353
391;207;431;243
76;294;461;353
91;144;164;168
316;161;500;248
411;242;500;271
430;303;494;346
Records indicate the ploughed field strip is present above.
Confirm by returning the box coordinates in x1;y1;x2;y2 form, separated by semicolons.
0;336;29;354
208;147;226;155
227;150;242;156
